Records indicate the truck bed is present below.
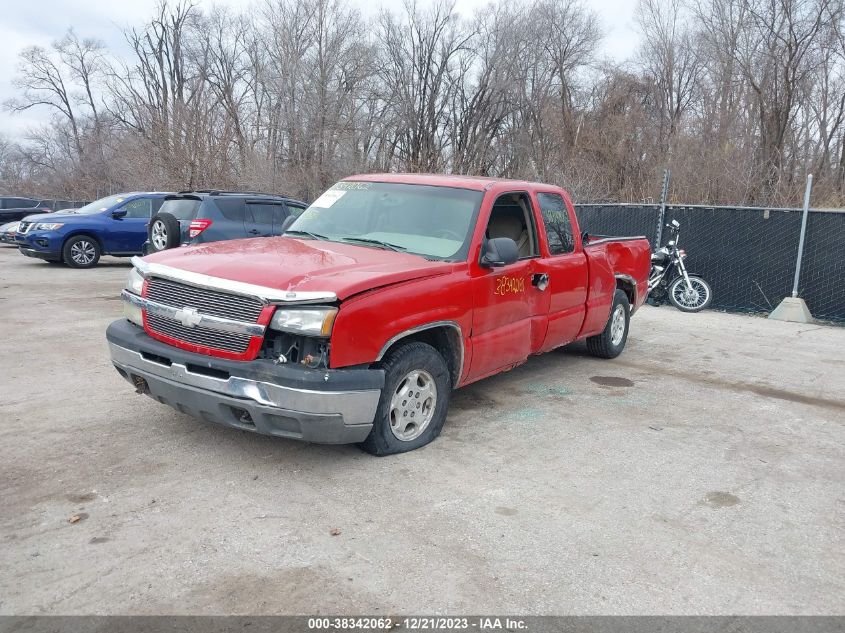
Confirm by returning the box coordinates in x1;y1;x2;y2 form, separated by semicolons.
578;235;651;337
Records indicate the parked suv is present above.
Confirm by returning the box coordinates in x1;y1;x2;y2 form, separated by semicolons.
0;197;51;223
16;192;170;268
144;191;308;253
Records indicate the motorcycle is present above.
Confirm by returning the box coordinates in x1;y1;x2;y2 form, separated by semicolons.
648;219;713;312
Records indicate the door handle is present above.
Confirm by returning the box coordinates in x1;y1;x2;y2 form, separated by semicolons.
248;229;260;235
532;273;549;291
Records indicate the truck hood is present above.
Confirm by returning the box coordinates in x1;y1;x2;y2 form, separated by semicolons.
142;236;454;301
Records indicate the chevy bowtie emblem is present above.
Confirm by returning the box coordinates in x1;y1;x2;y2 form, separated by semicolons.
174;306;203;328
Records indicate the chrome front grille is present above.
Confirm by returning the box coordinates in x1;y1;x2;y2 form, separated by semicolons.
147;278;264;321
145;278;264;354
146;313;253;352
18;221;31;234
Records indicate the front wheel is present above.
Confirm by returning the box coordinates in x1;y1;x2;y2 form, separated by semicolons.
668;276;712;312
63;235;101;268
359;342;451;456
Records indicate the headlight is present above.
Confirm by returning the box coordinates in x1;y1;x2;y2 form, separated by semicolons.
125;267;145;295
34;222;64;230
122;268;145;327
269;307;337;336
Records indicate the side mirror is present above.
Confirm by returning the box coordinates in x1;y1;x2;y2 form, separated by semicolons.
480;237;519;268
279;215;297;233
112;209;127;219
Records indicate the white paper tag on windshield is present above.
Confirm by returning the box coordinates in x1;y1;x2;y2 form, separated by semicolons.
311;189;346;208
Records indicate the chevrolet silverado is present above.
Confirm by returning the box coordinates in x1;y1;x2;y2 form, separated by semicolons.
107;174;651;455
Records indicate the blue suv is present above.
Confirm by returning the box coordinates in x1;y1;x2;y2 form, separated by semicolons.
16;192;170;268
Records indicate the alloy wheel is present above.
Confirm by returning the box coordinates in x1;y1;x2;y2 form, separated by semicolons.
70;240;96;265
610;303;626;345
151;221;167;250
389;369;437;441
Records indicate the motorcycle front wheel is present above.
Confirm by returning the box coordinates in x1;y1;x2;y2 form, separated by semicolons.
668;276;713;312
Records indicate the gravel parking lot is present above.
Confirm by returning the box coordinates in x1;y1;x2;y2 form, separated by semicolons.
1;245;843;615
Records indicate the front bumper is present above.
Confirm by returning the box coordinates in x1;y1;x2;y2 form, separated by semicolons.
106;320;384;444
16;232;62;260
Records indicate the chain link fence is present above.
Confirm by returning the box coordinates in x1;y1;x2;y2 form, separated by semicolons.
575;203;845;323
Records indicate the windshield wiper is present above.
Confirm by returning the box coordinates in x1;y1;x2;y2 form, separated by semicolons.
341;237;407;252
284;229;330;241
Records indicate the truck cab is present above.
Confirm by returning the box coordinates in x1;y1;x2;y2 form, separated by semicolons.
107;175;650;454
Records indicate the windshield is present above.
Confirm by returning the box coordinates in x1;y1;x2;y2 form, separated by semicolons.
288;181;484;260
160;198;202;220
71;194;132;215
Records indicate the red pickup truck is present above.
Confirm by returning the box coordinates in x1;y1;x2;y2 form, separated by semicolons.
107;174;650;454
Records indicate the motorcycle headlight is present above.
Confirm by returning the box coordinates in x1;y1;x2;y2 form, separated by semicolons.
269;307;337;337
125;267;145;295
34;222;64;230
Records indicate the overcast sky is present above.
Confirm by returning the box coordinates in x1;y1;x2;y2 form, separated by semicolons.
0;0;639;139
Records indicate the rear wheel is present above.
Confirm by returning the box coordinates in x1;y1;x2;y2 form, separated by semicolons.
359;342;451;456
63;235;100;268
668;276;712;312
586;289;630;359
148;213;181;252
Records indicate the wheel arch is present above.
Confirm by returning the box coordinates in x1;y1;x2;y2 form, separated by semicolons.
615;274;637;312
376;321;464;388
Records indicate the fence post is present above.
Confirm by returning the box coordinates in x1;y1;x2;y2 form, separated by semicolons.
769;174;814;323
654;168;670;248
791;174;813;298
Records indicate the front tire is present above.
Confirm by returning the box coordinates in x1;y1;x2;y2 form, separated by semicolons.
586;289;630;359
359;342;451;456
668;276;712;312
63;235;101;268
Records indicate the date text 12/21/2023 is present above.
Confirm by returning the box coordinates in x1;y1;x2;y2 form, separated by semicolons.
307;617;528;630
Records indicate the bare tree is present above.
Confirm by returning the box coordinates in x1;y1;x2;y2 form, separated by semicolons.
734;0;842;199
2;0;844;206
7;40;83;158
636;0;702;157
377;0;472;172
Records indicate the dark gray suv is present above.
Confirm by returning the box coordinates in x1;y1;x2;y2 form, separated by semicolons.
145;190;308;253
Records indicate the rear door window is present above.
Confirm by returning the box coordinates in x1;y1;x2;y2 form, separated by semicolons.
537;192;575;255
246;203;275;226
245;201;280;236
